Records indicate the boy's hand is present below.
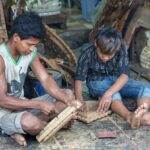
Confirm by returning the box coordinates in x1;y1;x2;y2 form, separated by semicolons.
39;102;57;115
78;100;86;112
63;98;73;106
61;89;75;106
97;92;112;113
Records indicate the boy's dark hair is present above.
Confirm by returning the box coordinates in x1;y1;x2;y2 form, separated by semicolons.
95;26;122;55
9;12;44;40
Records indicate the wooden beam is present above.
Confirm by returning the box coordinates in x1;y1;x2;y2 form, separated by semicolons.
36;101;81;143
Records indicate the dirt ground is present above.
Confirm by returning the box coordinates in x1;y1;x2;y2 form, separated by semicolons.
0;112;149;150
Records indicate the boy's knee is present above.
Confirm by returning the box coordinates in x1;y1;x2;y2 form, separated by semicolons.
21;112;44;133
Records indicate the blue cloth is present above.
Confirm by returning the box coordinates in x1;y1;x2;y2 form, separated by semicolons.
87;76;150;101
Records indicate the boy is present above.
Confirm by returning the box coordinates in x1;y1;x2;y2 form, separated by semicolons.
0;12;74;146
75;26;150;128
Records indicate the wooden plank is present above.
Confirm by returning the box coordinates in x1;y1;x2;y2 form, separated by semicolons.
77;101;111;123
36;101;81;143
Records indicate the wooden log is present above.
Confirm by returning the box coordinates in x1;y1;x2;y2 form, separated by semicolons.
36;101;81;143
77;101;111;123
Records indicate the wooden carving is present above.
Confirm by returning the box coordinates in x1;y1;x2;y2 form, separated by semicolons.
36;101;81;143
77;101;111;123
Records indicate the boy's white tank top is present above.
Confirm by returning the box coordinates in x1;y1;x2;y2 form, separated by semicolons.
0;43;37;98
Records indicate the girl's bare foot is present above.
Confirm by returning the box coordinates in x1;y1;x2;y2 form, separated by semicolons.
131;103;149;129
11;134;27;146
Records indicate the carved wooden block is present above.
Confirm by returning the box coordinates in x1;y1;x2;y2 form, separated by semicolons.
36;101;81;143
77;101;111;123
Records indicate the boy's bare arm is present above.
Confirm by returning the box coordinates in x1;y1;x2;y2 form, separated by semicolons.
74;80;84;101
98;74;128;112
74;80;86;111
31;56;73;105
106;73;128;95
0;56;55;115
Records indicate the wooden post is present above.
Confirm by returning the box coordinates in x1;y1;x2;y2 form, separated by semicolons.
36;101;81;143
